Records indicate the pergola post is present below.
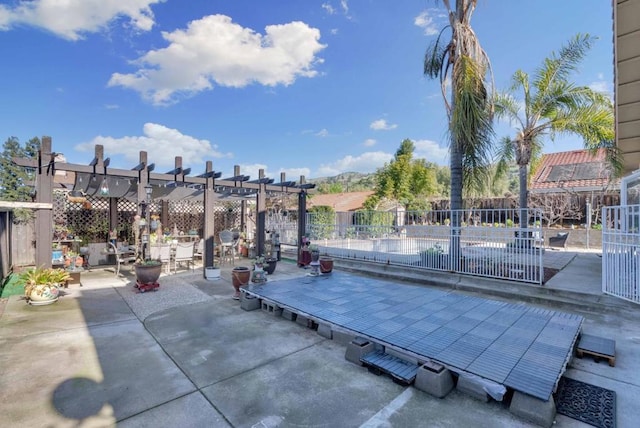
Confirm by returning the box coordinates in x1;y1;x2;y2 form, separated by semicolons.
137;151;149;259
297;175;308;254
35;137;54;268
256;169;267;257
203;161;216;275
160;201;169;232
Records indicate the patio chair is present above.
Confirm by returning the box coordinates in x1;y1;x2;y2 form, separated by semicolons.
172;242;195;273
548;232;569;249
193;239;204;263
219;230;237;265
150;244;172;274
109;242;137;276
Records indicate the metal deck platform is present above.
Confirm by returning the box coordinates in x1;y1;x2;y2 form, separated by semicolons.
246;272;583;401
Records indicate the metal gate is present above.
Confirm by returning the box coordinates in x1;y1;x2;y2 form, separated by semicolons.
602;204;640;304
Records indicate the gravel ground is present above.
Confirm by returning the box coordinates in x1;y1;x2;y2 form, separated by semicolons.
114;272;214;321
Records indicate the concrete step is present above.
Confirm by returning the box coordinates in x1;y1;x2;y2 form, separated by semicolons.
360;350;418;386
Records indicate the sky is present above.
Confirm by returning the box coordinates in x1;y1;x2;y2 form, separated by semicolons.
0;0;615;181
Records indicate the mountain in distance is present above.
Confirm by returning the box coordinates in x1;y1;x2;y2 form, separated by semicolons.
308;172;375;193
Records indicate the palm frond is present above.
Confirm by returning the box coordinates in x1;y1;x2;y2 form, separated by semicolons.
423;27;451;79
533;33;595;99
450;55;494;189
493;136;514;181
494;92;524;128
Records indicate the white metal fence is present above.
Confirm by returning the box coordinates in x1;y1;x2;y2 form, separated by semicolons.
602;205;640;304
302;208;544;284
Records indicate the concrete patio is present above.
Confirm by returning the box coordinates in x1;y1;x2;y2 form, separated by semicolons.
0;252;639;427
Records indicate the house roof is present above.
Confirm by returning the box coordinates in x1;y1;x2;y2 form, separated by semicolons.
307;191;374;211
530;149;619;193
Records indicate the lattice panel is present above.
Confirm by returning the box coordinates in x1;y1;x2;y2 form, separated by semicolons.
167;200;204;235
52;192;248;243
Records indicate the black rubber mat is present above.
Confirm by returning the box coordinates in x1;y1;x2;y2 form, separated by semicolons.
554;377;616;428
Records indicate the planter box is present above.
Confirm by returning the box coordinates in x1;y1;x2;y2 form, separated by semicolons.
205;266;221;280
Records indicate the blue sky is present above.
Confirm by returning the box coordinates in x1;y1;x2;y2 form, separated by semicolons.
1;0;614;180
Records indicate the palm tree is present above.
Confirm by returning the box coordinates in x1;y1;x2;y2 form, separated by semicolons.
494;34;620;228
423;0;494;267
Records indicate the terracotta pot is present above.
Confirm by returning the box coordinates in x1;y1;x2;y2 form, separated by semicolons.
264;259;277;275
232;267;251;287
135;263;162;284
319;257;334;274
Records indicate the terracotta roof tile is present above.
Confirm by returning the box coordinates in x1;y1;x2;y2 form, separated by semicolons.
530;149;619;192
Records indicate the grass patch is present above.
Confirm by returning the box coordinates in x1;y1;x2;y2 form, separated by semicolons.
1;274;24;298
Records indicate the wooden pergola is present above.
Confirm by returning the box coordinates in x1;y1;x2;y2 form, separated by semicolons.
13;137;314;274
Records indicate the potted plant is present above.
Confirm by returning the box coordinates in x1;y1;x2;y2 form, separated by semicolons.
253;255;266;270
263;256;277;275
231;266;251;299
309;244;320;263
134;258;162;286
54;225;69;240
150;214;161;231
319;254;334;274
236;232;248;257
52;243;64;265
205;260;221;281
19;266;71;305
251;255;267;283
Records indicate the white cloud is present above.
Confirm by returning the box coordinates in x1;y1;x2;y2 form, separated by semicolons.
363;139;376;147
589;79;613;96
74;123;231;169
414;9;443;36
108;15;327;105
340;0;350;15
322;1;350;18
370;119;398;131
316;129;329;137
236;163;269;181
321;3;336;14
104;104;119;109
0;0;162;40
316;151;393;176
330;28;339;35
413;139;449;165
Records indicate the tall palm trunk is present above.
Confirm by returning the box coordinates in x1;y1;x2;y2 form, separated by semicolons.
423;0;493;271
518;163;528;230
516;140;530;229
449;140;463;270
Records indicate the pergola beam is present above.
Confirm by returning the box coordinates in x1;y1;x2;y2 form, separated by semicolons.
12;141;314;273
